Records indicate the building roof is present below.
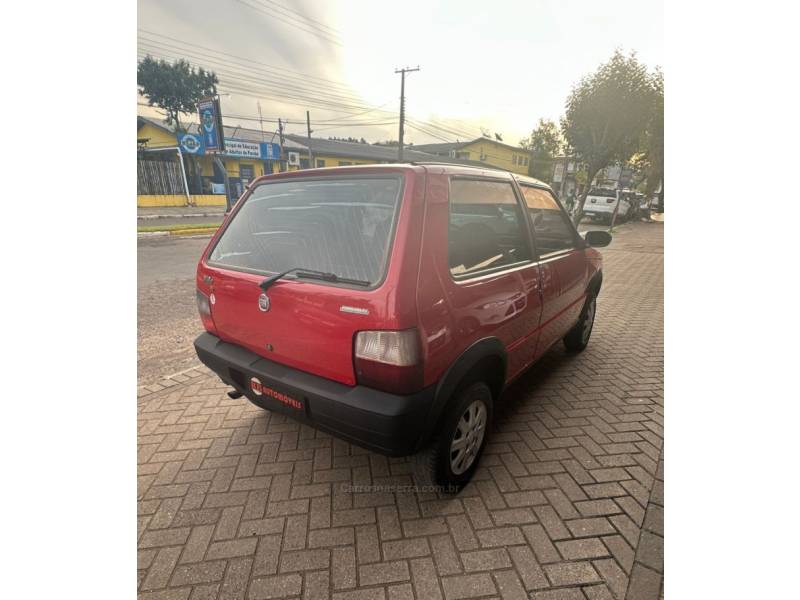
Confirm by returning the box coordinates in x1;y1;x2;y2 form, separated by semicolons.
412;137;528;155
137;115;174;135
284;134;446;163
406;141;468;154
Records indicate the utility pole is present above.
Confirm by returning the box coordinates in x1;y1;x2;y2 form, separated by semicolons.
278;118;285;172
395;66;419;162
306;110;314;168
258;101;268;175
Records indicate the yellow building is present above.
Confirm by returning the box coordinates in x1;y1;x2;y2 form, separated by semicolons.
137;116;498;207
137;116;302;207
410;138;531;175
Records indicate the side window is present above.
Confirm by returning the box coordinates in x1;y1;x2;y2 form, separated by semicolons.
448;179;531;277
520;186;578;255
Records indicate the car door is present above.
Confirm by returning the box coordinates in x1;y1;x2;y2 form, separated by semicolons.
517;184;588;359
440;177;544;380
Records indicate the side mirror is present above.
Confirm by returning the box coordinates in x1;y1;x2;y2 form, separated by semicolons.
583;230;612;248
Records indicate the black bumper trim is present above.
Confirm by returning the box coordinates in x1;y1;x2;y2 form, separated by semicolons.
194;333;435;456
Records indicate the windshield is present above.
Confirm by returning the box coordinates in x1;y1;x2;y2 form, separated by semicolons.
208;175;403;285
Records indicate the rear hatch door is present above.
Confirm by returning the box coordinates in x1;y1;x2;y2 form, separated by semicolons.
201;173;406;386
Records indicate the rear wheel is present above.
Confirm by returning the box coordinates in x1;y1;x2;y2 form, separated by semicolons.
412;382;493;493
564;292;597;352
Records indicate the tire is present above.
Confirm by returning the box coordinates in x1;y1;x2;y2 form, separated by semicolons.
563;292;597;352
412;382;493;493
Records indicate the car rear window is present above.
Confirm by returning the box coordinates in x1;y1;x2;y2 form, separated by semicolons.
208;176;403;285
588;188;617;198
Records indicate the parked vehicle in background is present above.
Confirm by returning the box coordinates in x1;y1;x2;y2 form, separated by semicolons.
583;187;632;223
193;164;611;491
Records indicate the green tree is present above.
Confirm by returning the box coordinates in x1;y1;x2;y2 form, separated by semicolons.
640;68;664;198
519;118;564;182
561;50;656;223
137;56;219;133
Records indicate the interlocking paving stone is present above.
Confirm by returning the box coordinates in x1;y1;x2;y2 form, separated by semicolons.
138;222;664;599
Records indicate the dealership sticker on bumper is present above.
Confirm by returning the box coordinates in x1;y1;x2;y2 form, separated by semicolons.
249;377;304;410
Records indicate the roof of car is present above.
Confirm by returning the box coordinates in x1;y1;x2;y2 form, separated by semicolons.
263;163;552;189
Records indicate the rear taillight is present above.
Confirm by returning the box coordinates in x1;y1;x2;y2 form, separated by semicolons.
196;289;217;334
606;198;615;203
354;329;423;395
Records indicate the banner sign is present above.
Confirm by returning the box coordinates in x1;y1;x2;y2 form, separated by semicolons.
197;97;225;152
225;139;262;159
177;133;280;161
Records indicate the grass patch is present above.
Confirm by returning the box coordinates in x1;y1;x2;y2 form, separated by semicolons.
137;222;220;233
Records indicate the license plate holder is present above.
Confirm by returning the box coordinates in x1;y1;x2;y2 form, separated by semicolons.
249;376;305;412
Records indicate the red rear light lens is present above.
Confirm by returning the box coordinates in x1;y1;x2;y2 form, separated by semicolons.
196;289;217;334
354;329;423;395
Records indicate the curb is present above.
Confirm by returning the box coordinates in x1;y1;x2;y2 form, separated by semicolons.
137;228;217;238
138;212;226;220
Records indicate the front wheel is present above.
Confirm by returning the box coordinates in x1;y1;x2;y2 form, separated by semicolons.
412;382;493;493
564;292;597;352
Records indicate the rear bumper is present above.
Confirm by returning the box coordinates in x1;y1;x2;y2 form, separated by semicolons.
194;333;435;457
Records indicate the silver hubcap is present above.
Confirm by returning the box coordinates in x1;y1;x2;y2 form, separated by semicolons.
450;400;487;475
582;297;596;344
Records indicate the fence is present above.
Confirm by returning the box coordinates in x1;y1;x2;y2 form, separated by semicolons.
137;155;185;196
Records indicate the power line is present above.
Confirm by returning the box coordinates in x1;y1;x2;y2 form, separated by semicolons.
404;122;454;143
407;115;480;140
232;0;342;46
138;28;352;91
137;40;366;104
255;0;342;37
136;46;387;113
137;49;391;114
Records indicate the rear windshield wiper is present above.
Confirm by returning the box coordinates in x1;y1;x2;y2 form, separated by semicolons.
259;267;370;291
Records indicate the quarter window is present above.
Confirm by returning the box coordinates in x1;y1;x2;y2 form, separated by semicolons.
519;185;577;255
448;179;531;277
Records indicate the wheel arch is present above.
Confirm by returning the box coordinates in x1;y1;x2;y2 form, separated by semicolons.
415;337;507;451
588;269;603;296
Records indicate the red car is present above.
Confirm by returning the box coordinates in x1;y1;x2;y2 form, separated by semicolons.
194;164;610;491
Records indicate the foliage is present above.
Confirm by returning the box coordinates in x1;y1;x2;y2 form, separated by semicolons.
520;118;563;156
561;50;657;221
328;136;368;144
640;68;664;196
137;56;218;132
519;119;564;182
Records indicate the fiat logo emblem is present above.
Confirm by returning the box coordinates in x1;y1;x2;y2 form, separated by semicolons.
258;293;270;312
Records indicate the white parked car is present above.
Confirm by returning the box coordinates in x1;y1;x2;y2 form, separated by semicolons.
583;188;632;223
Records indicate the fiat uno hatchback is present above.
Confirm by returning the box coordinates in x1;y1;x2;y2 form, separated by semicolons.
194;164;611;491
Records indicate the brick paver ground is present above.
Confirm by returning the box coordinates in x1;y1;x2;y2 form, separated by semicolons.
138;221;664;600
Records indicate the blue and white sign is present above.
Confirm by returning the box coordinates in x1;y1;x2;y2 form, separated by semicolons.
197;97;223;152
178;133;204;155
261;142;280;160
225;139;262;159
176;133;281;161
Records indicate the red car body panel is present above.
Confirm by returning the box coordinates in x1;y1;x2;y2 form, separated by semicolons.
196;163;601;399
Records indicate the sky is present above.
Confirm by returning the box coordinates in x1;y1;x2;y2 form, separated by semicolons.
137;0;663;146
